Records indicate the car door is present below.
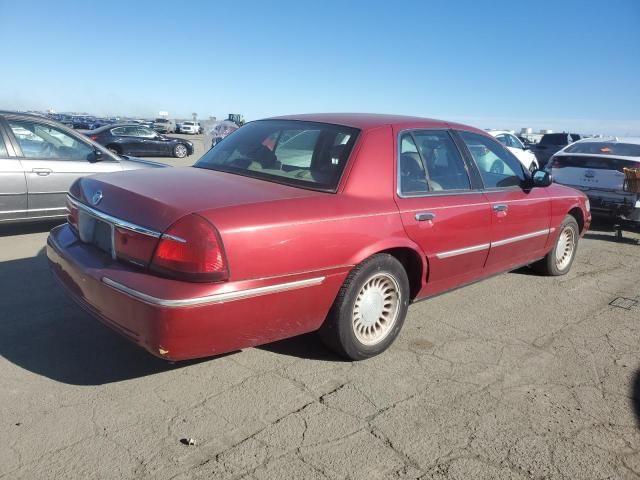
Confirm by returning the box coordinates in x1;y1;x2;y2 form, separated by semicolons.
456;130;551;274
6;117;123;217
109;126;139;155
0;118;28;221
394;128;492;297
136;127;167;155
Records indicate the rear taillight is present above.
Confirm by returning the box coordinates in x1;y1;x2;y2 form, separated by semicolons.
66;197;79;230
114;228;158;267
551;158;563;169
88;135;98;141
150;214;228;282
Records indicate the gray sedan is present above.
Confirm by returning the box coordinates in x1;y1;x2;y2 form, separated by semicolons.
0;111;164;223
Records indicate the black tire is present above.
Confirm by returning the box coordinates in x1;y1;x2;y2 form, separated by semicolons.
106;144;121;155
173;144;188;158
532;215;579;276
319;254;410;360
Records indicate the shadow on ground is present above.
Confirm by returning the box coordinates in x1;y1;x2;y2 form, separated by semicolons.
633;369;640;429
0;219;64;237
0;246;208;386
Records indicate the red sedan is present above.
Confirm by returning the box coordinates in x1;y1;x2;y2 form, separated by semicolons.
47;114;591;361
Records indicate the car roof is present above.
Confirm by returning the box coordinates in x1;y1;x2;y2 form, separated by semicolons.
266;113;485;133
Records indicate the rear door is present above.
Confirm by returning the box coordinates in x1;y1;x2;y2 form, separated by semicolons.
394;128;492;297
457;130;551;273
0;117;28;221
6;117;123;218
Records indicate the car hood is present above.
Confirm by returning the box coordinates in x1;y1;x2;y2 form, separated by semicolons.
118;155;168;169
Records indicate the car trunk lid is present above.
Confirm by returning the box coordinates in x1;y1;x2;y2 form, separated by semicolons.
551;155;640;192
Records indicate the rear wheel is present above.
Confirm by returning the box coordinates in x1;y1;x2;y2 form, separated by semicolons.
173;144;188;158
532;215;579;276
319;254;410;360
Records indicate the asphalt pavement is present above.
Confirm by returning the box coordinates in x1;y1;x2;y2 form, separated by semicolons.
1;141;640;479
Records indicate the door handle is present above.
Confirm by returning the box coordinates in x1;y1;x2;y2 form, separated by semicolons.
32;168;52;176
415;212;436;222
493;204;508;212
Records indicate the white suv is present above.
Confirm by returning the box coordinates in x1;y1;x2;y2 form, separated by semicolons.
549;137;640;223
179;121;199;134
488;130;538;172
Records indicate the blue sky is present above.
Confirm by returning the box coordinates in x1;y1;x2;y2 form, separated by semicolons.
1;0;638;134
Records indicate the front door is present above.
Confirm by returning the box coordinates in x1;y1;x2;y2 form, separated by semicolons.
0;120;28;221
6;118;122;218
457;130;551;274
394;129;492;297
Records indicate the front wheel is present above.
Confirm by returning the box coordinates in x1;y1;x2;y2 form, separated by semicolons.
532;215;579;276
173;144;188;158
319;254;410;360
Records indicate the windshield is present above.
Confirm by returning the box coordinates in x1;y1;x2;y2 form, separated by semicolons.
154;118;168;123
564;142;640;157
195;120;359;192
540;133;569;145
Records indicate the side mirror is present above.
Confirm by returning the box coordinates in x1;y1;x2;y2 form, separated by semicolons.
88;149;103;163
532;169;552;187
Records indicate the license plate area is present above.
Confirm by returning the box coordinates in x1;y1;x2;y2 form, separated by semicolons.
78;211;115;259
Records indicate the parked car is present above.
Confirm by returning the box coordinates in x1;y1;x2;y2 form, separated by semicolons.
488;130;538;172
531;133;581;169
209;120;240;147
152;118;176;134
179;121;199;135
86;124;194;158
549;137;640;224
47;114;590;362
0;111;164;223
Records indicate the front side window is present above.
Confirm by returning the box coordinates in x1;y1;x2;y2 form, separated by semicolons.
0;133;7;157
9;120;93;160
509;134;524;149
398;130;471;195
195;120;359;191
458;130;525;189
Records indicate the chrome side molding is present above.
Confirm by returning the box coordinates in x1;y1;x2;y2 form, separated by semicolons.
102;276;326;308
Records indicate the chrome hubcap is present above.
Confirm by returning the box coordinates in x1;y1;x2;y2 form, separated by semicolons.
555;226;575;270
176;145;187;157
352;273;400;346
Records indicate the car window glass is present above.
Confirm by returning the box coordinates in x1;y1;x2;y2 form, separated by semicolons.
135;127;155;138
413;131;470;191
458;130;524;188
495;134;508;146
111;127;126;136
9;120;93;161
274;129;321;167
0;133;7;157
509;135;524;149
196;120;358;191
398;133;428;194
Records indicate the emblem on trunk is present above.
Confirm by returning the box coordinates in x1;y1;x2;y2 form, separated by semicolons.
584;170;595;178
92;191;103;206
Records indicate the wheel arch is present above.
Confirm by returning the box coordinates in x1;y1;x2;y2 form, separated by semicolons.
348;239;426;300
568;206;585;233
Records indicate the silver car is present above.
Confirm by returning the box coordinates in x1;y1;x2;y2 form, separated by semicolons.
549;137;640;223
0;111;165;223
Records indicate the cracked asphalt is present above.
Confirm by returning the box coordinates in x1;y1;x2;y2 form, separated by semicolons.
1;218;639;479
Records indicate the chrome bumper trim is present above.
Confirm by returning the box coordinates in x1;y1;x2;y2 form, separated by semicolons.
68;195;162;238
101;276;326;307
434;228;554;259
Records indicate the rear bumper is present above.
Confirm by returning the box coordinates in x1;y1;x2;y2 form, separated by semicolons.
47;224;347;361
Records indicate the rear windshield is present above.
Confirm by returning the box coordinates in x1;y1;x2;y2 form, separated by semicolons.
540;133;569;145
154;118;168;123
195;120;359;192
554;155;639;171
564;142;640;157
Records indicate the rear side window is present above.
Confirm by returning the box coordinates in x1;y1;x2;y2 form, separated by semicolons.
398;130;471;195
458;130;525;189
196;120;359;192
